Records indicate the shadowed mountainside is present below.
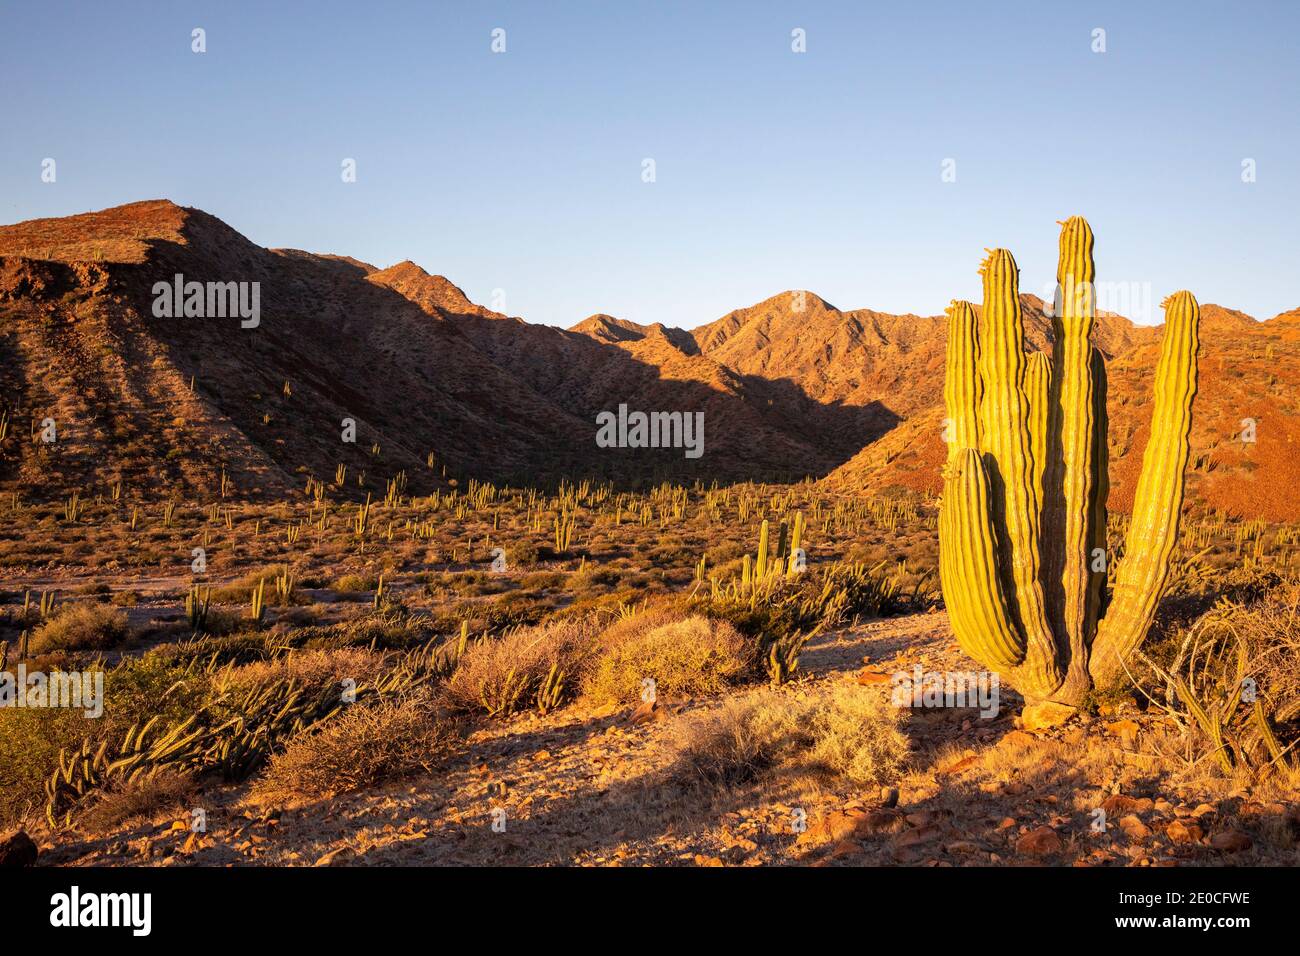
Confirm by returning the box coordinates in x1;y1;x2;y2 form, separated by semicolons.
0;200;1296;518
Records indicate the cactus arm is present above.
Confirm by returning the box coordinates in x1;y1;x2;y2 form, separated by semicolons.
940;450;1024;670
1090;292;1200;688
976;249;1063;698
940;306;1024;668
1042;216;1099;699
943;301;983;455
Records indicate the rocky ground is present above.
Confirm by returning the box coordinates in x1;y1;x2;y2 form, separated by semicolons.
25;610;1300;868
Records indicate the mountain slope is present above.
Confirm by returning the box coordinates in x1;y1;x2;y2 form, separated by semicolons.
1;200;1295;519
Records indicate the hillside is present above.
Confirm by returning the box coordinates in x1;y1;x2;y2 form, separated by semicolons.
0;200;1296;518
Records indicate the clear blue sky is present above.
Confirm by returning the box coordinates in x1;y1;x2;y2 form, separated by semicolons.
2;0;1296;327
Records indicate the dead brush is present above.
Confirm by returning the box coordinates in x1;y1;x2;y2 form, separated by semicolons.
445;618;597;717
1136;578;1300;784
248;694;456;804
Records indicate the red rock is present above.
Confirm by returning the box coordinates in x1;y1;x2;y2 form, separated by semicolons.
1118;814;1151;841
1209;830;1253;852
1021;701;1076;732
855;668;892;685
1016;826;1062;856
1165;819;1203;844
895;825;941;848
1102;794;1154;814
0;830;37;868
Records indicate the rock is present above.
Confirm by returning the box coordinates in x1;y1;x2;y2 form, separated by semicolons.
828;840;860;860
1190;803;1217;820
1118;814;1151;841
1016;826;1062;856
941;754;979;775
797;811;856;846
1104;719;1141;748
1209;830;1253;852
855;668;892;685
855;809;905;835
314;847;355;867
0;830;37;868
629;700;660;725
1020;701;1076;732
693;854;724;867
1102;794;1154;814
895;825;941;848
1165;820;1203;844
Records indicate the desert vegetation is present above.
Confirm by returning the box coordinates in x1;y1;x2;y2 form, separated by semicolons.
1;206;1298;868
0;460;1296;866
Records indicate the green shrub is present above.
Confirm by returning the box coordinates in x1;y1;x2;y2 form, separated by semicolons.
29;603;130;655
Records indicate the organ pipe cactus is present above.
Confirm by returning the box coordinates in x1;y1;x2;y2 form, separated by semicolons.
939;217;1199;706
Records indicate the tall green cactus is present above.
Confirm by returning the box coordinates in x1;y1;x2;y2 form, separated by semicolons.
939;218;1199;706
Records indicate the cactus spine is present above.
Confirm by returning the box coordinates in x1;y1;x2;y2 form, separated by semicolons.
940;219;1199;705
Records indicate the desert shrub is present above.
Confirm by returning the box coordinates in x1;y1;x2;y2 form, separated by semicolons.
1145;576;1300;778
0;653;201;827
667;681;910;789
520;571;564;591
334;572;378;593
145;632;276;669
221;647;389;699
509;540;542;567
446;619;597;717
568;563;618;591
28;603;130;655
212;565;293;603
81;769;198;832
249;696;455;803
581;611;751;705
0;706;97;826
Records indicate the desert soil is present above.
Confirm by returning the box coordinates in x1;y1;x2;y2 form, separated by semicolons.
34;610;1300;868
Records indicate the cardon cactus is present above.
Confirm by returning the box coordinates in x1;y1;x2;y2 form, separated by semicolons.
939;217;1199;706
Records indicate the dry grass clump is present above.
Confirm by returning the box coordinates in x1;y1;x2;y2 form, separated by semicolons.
28;602;130;655
211;564;293;604
221;647;389;696
81;769;199;832
249;696;456;803
581;610;752;705
445;619;597;716
668;681;910;789
1145;576;1300;780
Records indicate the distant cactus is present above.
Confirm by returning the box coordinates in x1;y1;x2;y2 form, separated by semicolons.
249;577;267;624
186;585;212;634
939;218;1199;705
